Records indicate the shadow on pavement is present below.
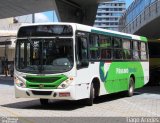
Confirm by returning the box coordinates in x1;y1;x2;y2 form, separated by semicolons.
1;91;136;111
1;99;86;111
136;85;160;95
89;85;160;104
1;93;129;110
93;91;141;104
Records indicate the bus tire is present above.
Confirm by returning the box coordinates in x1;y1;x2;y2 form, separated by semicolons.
40;99;49;105
128;77;135;97
85;83;94;106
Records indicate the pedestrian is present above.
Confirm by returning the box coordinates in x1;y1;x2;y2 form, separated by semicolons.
9;62;14;77
4;59;8;77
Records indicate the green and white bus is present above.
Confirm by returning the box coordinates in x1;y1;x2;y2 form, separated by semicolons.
14;23;149;106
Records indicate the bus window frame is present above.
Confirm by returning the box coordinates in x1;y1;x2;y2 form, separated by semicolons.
75;31;149;63
113;37;123;60
99;35;113;61
140;41;148;61
122;39;132;60
132;40;141;61
89;33;100;61
76;31;89;69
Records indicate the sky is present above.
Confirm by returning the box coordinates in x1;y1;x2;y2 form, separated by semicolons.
15;11;58;23
16;0;134;23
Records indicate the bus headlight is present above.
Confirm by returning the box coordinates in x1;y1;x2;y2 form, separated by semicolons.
15;77;26;88
57;77;73;89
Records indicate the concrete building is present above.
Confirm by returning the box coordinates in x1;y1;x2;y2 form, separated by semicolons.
0;17;21;74
118;0;160;85
0;12;53;74
0;0;110;75
0;30;17;74
94;0;126;31
0;0;100;26
119;0;157;36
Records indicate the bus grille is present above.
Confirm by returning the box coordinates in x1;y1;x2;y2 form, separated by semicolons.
28;84;57;88
32;90;52;95
26;77;61;83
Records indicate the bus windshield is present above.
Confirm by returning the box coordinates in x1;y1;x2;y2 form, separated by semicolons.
15;38;74;74
17;25;73;37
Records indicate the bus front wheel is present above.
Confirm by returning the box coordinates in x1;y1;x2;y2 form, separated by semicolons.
85;83;94;106
40;99;49;105
128;77;135;97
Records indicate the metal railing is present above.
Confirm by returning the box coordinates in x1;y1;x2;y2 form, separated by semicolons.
120;0;160;34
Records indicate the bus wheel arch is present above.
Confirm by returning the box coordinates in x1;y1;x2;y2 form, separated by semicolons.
128;74;135;97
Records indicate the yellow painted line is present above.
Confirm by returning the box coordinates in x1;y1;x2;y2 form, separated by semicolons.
0;106;35;123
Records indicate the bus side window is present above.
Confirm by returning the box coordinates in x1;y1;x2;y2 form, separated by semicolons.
141;42;147;60
101;49;111;59
113;37;123;60
89;34;100;60
76;36;89;68
133;41;140;60
114;49;123;59
122;39;131;60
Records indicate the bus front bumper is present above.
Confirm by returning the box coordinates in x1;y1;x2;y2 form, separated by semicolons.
15;85;76;100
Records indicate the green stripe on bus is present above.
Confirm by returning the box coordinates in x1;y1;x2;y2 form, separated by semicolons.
99;62;145;93
25;74;68;89
91;29;132;39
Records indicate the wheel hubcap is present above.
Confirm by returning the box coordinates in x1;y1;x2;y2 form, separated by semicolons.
129;85;133;94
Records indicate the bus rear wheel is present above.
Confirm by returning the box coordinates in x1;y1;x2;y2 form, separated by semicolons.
128;77;135;97
40;99;49;105
85;83;94;106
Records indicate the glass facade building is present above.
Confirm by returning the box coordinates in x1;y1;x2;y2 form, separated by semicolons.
94;0;126;31
119;0;157;32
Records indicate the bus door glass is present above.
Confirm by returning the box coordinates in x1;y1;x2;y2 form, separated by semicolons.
76;32;89;69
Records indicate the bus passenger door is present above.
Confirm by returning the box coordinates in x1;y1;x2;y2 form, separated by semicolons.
76;33;89;69
75;32;90;99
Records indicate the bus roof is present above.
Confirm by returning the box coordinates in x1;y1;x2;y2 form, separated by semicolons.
19;22;147;42
75;23;147;42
